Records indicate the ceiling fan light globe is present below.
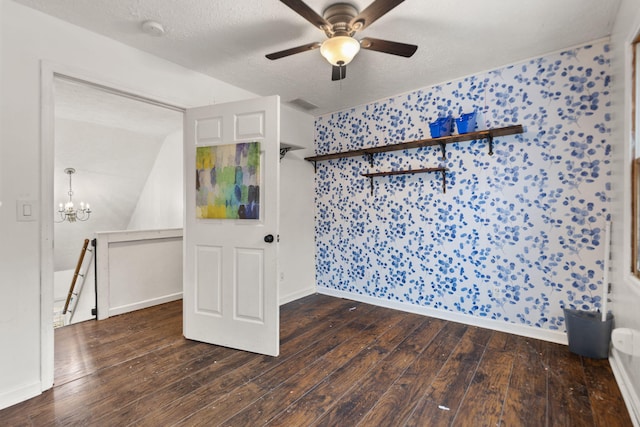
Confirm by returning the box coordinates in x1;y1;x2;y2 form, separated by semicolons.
320;36;360;66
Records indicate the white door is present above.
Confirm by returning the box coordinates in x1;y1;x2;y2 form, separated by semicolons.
183;96;280;356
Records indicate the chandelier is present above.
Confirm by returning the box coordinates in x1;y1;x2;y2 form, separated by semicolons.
56;168;92;223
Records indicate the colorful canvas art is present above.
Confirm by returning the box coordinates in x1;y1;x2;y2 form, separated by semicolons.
196;142;260;219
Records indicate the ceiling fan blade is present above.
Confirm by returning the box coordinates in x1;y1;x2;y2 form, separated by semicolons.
331;65;347;81
280;0;330;30
350;0;405;31
266;42;321;60
360;37;417;57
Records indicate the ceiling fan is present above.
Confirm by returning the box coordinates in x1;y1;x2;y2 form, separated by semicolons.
265;0;418;81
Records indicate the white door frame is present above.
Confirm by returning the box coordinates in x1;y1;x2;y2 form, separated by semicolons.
39;61;186;390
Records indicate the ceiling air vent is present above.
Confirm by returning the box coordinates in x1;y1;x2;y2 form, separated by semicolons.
288;98;318;111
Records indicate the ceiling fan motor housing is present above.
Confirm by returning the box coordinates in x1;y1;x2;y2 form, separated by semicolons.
322;3;359;36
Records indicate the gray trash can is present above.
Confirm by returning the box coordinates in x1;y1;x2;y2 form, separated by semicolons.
563;308;613;359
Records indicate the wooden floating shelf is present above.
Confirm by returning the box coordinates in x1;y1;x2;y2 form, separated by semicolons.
307;124;523;195
305;124;523;169
362;167;449;195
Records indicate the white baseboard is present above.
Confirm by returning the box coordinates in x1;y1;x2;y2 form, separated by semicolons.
317;286;568;345
280;286;316;306
0;381;41;411
610;350;640;427
107;292;183;318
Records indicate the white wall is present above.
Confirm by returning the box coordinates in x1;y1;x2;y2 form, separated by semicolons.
0;0;315;410
279;107;316;304
127;130;183;230
54;118;166;271
95;229;183;319
609;0;640;423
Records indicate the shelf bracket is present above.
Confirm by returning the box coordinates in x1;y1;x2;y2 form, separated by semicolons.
439;142;446;160
279;147;292;160
311;160;317;173
441;170;447;193
364;152;374;167
367;176;374;196
487;135;494;156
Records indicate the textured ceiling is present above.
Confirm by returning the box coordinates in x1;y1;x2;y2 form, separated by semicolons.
54;78;182;137
14;0;621;115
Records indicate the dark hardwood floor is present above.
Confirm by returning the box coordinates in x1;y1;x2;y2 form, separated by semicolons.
0;294;632;426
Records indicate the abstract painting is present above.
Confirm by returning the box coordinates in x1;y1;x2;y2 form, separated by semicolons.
196;142;260;219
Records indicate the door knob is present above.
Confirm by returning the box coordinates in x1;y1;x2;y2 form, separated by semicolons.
264;234;274;243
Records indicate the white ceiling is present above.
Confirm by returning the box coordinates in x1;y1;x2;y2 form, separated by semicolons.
14;0;621;115
54;78;182;137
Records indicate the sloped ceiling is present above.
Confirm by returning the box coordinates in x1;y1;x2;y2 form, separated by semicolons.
53;78;182;270
13;0;621;115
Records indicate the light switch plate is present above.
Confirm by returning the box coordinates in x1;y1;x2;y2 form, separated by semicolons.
17;200;38;222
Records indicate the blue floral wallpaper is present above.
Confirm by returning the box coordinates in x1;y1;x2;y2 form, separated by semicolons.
314;40;611;332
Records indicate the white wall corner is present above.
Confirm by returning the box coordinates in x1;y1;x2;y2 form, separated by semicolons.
108;292;183;318
0;382;41;412
280;286;316;306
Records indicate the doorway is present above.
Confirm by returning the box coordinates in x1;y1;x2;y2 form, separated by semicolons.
42;69;185;386
52;76;183;327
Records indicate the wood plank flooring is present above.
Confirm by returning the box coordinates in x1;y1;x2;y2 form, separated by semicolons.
0;294;632;426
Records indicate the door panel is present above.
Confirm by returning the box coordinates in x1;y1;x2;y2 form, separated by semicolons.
235;111;265;139
197;117;223;143
234;248;264;322
184;96;280;356
195;245;222;316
